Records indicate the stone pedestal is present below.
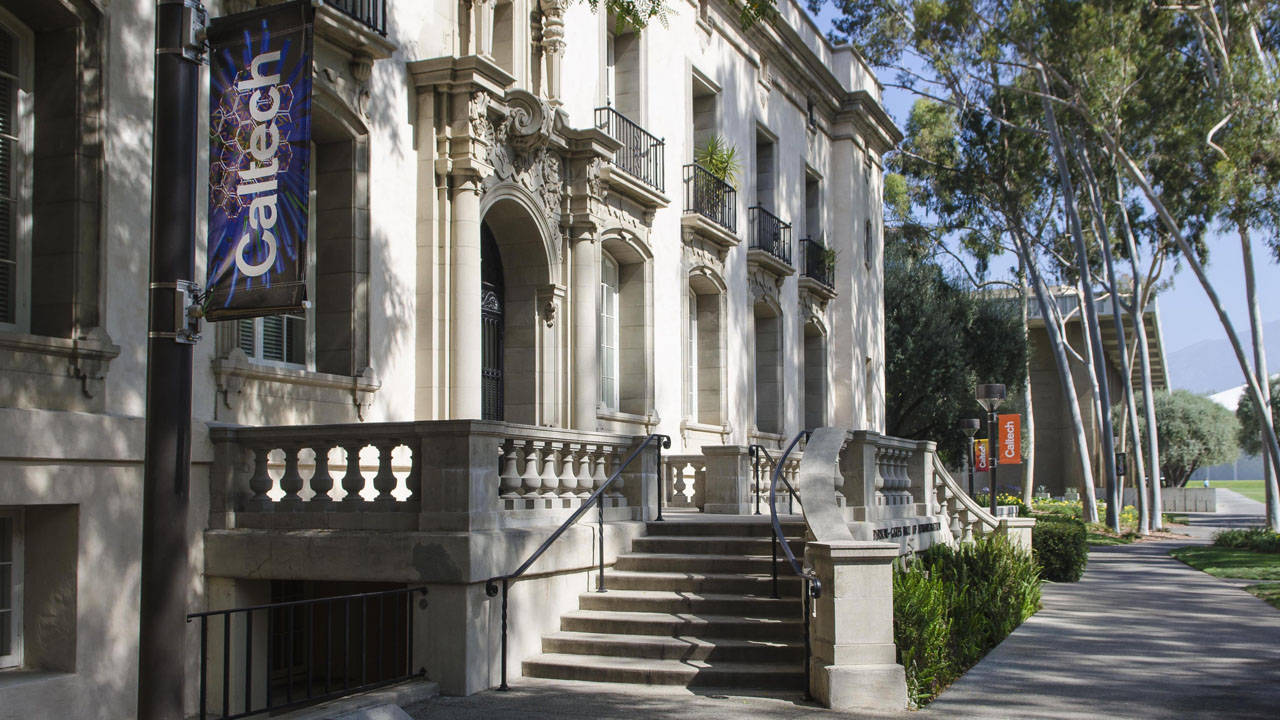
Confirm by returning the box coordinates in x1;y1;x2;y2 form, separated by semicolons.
807;540;907;712
701;445;751;514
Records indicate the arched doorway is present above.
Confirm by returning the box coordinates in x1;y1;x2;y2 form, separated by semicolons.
481;222;504;421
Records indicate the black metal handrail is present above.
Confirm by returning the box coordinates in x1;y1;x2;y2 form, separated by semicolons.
595;107;665;193
801;237;834;288
187;586;426;720
328;0;388;36
769;430;820;700
749;444;797;517
749;206;792;265
683;163;737;233
484;433;671;690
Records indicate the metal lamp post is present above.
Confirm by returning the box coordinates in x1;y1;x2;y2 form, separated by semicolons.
959;418;981;498
976;384;1006;517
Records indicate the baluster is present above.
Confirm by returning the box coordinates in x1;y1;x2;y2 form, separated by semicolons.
279;446;304;511
499;440;522;502
341;443;364;504
372;442;396;507
520;441;542;499
592;446;608;494
539;442;560;505
607;448;624;501
694;463;706;507
309;445;335;510
559;443;579;504
404;441;422;509
576;443;593;499
248;446;273;510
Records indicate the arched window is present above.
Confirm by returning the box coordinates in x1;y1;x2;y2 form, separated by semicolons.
599;252;620;410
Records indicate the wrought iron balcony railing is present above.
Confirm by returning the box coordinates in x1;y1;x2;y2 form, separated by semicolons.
801;237;834;288
594;107;665;193
329;0;387;36
683;163;737;234
749;206;792;266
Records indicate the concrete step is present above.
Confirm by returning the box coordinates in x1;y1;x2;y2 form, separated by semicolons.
603;570;803;597
522;653;804;689
630;535;806;556
577;589;800;618
645;519;806;538
541;631;806;663
615;552;782;574
560;609;803;641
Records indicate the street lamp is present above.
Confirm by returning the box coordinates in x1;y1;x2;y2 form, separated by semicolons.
976;384;1006;517
959;418;981;498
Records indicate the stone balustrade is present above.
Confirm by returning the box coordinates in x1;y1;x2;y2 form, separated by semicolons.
931;453;1035;549
208;420;650;532
662;454;707;510
839;431;936;521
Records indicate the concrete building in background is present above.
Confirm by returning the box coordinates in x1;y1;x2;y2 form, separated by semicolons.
1022;288;1170;496
1;1;1037;718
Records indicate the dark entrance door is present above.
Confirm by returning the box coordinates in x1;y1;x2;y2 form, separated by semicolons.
481;223;504;421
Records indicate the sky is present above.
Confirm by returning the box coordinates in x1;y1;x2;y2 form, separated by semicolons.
805;3;1280;356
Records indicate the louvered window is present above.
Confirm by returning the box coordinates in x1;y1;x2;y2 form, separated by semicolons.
236;140;315;369
0;23;19;328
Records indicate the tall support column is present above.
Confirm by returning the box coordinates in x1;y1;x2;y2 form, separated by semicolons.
572;232;599;430
450;176;484;419
539;0;566;106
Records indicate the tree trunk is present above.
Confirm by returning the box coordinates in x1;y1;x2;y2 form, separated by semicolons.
1037;69;1121;530
1076;144;1149;533
1016;230;1100;522
1239;222;1279;530
1115;178;1165;529
1095;130;1280;523
1020;261;1036;506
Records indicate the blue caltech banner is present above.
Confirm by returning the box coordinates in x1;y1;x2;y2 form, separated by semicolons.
205;1;313;321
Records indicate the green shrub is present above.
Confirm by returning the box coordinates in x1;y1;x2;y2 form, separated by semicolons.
893;535;1041;707
1032;515;1089;582
893;561;954;705
1214;527;1280;553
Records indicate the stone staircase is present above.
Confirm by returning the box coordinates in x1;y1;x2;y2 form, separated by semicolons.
522;516;810;689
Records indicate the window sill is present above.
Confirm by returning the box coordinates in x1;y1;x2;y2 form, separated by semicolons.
0;327;120;407
0;668;74;690
596;407;659;431
212;349;380;417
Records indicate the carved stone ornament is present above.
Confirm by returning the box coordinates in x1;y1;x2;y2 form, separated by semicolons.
505;90;554;151
585;157;606;199
482;92;565;222
469;90;491;138
749;267;781;306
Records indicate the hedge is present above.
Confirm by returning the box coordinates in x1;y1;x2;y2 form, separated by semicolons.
1032;514;1088;582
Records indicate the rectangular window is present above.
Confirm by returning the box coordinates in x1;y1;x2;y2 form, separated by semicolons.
0;509;22;669
755;132;775;211
599;255;619;410
0;16;30;332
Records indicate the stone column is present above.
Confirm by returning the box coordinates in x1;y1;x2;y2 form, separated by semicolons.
907;439;937;515
539;0;566;106
475;0;495;56
450;176;483;419
571;232;599;430
702;445;752;514
807;541;907;712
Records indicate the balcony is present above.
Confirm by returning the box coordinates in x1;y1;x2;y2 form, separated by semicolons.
747;206;793;278
594;107;665;194
329;0;387;36
801;237;835;287
679;163;739;253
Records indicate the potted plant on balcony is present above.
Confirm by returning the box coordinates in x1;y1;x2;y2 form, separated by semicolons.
695;135;741;188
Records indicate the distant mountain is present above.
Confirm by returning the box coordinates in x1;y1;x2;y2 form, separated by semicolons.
1168;319;1280;394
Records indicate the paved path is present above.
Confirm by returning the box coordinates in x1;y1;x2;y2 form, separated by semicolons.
926;538;1280;719
1180;488;1268;540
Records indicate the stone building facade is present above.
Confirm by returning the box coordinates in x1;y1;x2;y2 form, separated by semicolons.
0;0;904;717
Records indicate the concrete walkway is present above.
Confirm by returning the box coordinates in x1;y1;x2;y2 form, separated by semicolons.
927;545;1280;718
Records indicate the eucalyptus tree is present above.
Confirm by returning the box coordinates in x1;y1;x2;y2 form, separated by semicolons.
814;0;1280;530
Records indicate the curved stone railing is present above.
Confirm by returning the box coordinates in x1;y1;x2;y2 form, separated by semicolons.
931;454;1035;548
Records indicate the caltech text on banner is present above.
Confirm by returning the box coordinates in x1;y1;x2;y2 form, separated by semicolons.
205;1;313;321
998;413;1022;465
974;439;990;473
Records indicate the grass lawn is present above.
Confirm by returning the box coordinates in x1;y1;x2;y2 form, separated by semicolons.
1170;546;1280;581
1209;479;1267;503
1246;583;1280;610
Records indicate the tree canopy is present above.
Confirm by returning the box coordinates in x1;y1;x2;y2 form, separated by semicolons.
1131;390;1238;487
884;241;1026;465
1238;378;1280;457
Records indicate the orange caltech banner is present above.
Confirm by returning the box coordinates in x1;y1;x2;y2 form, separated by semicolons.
998;413;1022;465
974;439;990;472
